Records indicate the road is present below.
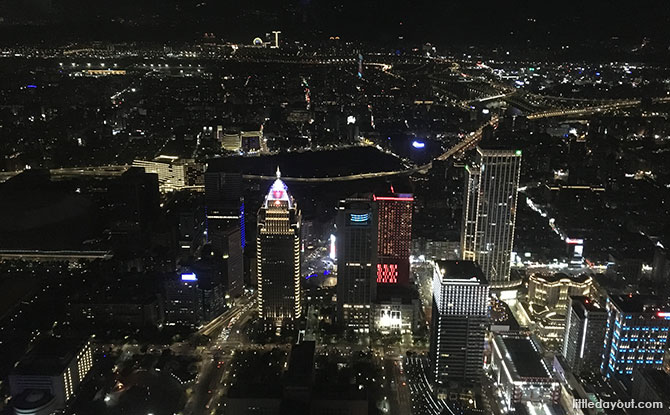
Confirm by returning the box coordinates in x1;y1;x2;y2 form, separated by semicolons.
184;296;256;415
0;165;128;182
382;356;412;415
197;295;254;338
405;356;455;415
482;371;507;415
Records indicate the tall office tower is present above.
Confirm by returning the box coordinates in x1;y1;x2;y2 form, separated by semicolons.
336;196;377;331
430;260;489;385
112;167;160;232
256;168;302;326
163;272;226;327
205;171;245;298
562;296;608;376
374;191;413;286
205;171;245;250
601;295;670;379
461;147;522;283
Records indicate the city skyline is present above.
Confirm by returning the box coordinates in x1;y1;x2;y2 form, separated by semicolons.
1;7;670;415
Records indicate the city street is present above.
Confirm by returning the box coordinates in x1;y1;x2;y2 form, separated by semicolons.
405;356;455;415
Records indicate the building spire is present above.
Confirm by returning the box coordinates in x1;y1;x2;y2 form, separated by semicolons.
276;166;281;179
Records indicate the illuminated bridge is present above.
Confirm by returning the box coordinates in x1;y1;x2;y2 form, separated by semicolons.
527;96;670;119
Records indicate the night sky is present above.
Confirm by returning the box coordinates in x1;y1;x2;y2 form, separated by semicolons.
0;0;669;50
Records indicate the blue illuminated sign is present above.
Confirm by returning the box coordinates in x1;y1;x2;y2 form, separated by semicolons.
350;213;370;223
181;273;197;281
412;140;425;149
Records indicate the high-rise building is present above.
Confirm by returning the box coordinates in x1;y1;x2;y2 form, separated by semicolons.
461;147;522;283
256;168;302;326
218;226;244;298
562;296;608;376
336;196;377;331
205;171;245;249
163;272;226;327
178;206;205;258
374;192;413;286
430;260;489;385
111;167;160;232
205;170;245;298
601;295;670;379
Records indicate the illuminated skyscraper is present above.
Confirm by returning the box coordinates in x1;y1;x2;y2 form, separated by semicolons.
374;191;413;286
256;168;302;326
461;147;522;283
336;196;377;330
562;296;607;376
430;260;489;385
601;295;670;379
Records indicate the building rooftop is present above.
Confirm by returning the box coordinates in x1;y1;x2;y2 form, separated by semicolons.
12;337;89;376
497;335;552;379
530;272;591;284
570;296;605;317
337;195;374;210
610;294;670;314
434;260;486;284
477;143;524;155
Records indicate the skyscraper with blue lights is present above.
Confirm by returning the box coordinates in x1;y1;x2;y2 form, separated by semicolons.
336;196;377;331
601;295;670;379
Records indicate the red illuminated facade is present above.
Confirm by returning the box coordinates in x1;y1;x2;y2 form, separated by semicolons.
374;193;413;285
376;264;399;283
